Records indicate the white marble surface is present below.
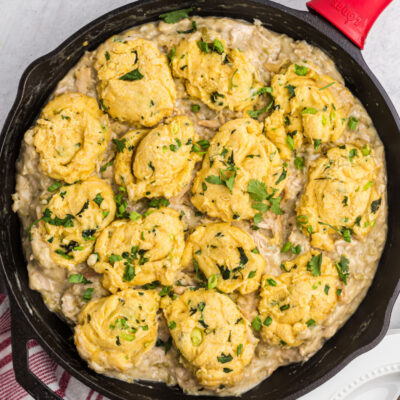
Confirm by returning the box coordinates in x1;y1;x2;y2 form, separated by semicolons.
0;0;399;398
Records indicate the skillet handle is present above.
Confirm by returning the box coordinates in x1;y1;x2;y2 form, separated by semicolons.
307;0;392;49
10;297;63;400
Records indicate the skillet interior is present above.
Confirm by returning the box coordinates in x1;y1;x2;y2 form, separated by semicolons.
0;1;400;399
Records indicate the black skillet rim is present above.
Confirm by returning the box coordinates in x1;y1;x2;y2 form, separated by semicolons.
1;0;400;399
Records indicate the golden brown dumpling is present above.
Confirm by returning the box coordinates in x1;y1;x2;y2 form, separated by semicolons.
191;118;287;222
75;289;159;373
297;144;381;251
172;35;260;111
264;64;353;159
182;223;265;294
92;208;184;292
95;38;176;126
33;93;110;183
114;116;202;200
258;251;342;347
35;177;116;268
162;288;258;388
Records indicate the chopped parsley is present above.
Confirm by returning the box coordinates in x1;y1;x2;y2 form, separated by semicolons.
197;40;210;53
168;321;177;330
68;273;91;284
93;193;103;207
156;337;173;353
306;318;316;327
40;208;74;228
159;8;193;23
313;139;322;150
371;198;381;214
210;91;225;104
109;254;123;264
286;84;296;99
112;138;126;153
275;167;287;184
307;253;322;277
212;39;224;54
247;179;268;202
191;139;209;154
48;182;62;192
100;159;114;172
294;64;309;76
247;101;273;119
248;270;256;278
82;288;94;302
167;47;175;65
191;104;200;113
286;134;295;151
252;316;262;331
148;197;170;209
123;264;135;282
324;284;330;295
238;247;248;266
119;68;143;81
82;229;96;241
336;255;350;284
267;278;277;287
169;138;182;152
217;353;233;363
263;316;272;326
294;156;305;170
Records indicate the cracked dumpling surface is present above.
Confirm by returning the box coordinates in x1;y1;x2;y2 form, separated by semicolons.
182;223;265;294
172;35;260;111
162;288;258;388
36;177;116;268
297;144;381;251
92;208;184;292
33;93;110;183
95;38;176;127
258;251;342;347
191;118;287;221
114;116;201;200
75;289;159;373
264;64;354;159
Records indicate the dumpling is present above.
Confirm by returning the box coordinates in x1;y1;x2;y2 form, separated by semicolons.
191;118;287;222
33;93;110;183
172;34;260;111
35;177;115;268
92;208;184;292
264;63;354;159
297;144;381;251
258;251;342;347
75;289;159;373
162;288;258;388
182;223;265;294
94;38;176;127
114;116;202;200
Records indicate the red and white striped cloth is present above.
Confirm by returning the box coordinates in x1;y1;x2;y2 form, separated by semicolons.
0;294;109;400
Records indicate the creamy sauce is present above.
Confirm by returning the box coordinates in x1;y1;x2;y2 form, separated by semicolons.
12;16;387;396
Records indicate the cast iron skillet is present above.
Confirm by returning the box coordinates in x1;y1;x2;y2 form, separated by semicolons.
0;0;399;399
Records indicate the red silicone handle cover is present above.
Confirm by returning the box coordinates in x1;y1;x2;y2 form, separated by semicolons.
307;0;392;49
